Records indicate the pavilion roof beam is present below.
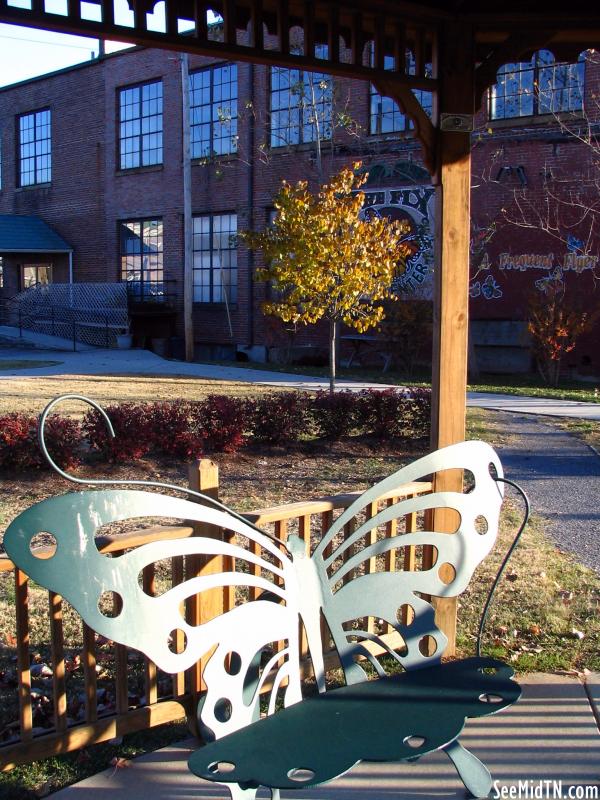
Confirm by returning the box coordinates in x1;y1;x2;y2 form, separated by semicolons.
0;0;438;91
373;77;436;175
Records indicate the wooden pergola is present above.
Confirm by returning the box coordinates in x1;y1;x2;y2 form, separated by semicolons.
1;0;599;643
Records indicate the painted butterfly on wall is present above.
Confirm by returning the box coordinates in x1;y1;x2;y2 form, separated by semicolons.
4;397;516;799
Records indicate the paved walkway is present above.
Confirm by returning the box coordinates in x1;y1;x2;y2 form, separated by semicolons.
495;411;600;574
1;345;600;419
51;673;600;799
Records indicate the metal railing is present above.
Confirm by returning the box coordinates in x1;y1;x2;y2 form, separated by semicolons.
0;285;130;350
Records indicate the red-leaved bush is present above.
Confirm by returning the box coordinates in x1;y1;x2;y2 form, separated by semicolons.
249;392;309;444
83;403;153;462
150;401;204;460
191;395;248;453
0;413;81;471
357;388;431;440
309;390;359;439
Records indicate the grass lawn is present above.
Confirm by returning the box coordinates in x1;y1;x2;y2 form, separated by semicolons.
553;418;600;452
0;373;283;417
0;374;599;797
213;359;600;403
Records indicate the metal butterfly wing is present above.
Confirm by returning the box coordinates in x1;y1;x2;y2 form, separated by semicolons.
306;438;505;685
3;490;304;743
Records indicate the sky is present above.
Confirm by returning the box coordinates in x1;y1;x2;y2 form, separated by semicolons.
0;1;214;88
0;23;132;87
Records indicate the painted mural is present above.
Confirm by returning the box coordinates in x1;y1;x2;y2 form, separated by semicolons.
469;230;600;304
359;185;435;296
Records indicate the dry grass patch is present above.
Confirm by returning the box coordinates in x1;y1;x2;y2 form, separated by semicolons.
0;373;283;417
551;418;600;452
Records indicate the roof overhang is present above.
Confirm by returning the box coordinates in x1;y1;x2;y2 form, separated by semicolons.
0;216;73;254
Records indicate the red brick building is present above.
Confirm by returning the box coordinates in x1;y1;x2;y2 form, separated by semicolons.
0;40;598;374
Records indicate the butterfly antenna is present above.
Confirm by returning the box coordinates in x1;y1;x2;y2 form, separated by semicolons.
476;476;530;658
38;394;290;553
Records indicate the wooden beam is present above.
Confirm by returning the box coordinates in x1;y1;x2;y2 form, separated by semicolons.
373;76;436;174
428;22;475;656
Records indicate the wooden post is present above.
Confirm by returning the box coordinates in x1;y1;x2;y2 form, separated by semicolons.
429;23;476;655
181;52;194;362
186;459;229;733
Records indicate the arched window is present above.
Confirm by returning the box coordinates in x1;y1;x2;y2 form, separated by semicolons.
489;50;585;120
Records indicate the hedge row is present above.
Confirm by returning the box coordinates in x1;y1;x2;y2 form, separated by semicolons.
0;388;431;471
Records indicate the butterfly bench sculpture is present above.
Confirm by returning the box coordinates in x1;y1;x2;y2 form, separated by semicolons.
4;395;528;800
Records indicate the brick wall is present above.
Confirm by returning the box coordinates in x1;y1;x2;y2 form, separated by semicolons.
0;44;598;373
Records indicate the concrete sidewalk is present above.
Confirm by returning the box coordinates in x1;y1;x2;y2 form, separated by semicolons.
51;673;600;799
1;345;600;419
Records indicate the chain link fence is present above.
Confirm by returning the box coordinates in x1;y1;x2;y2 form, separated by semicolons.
1;283;129;349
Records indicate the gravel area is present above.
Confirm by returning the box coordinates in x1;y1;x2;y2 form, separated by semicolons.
494;412;600;574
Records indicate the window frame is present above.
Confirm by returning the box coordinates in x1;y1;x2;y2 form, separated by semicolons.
369;52;432;137
192;212;238;304
189;63;238;159
488;51;585;122
21;263;52;290
118;217;164;302
269;59;333;149
117;79;164;171
17;108;52;187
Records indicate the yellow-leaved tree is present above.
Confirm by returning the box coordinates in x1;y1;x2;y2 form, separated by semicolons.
242;164;413;392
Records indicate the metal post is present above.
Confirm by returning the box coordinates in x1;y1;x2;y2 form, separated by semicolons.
73;320;77;352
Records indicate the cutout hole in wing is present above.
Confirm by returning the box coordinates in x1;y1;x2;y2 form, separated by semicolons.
403;735;426;749
168;628;187;654
396;604;415;626
213;697;233;722
224;650;242;675
94;518;193;554
488;462;499;479
434;467;476;498
29;532;57;559
479;693;504;704
475;515;488;535
208;761;236;774
418;635;437;657
438;562;456;585
288;768;315;782
98;590;123;618
330;544;439;592
137;558;172;596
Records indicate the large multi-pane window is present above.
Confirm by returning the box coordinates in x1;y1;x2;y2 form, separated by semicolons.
118;81;163;169
489;50;584;120
192;213;237;303
189;64;238;158
369;53;432;135
119;219;164;301
18;109;51;186
270;52;332;148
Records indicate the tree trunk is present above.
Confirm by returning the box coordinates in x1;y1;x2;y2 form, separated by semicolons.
329;319;337;395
